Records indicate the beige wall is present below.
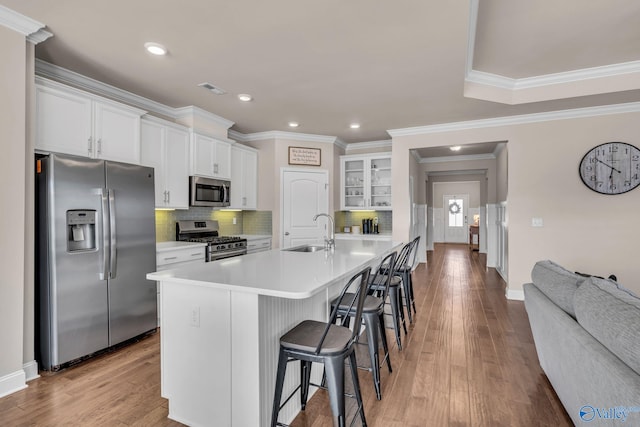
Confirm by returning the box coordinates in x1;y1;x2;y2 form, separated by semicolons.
393;111;640;295
432;181;481;208
496;144;508;202
246;137;341;248
0;25;27;385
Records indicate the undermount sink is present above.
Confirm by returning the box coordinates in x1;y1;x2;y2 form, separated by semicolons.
283;244;326;253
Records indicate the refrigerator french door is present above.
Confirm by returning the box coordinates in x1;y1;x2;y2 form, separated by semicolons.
36;153;157;371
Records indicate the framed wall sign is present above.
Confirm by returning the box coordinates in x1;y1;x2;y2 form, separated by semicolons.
288;146;321;166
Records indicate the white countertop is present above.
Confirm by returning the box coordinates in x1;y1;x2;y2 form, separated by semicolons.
239;234;272;241
335;232;392;241
147;239;401;299
156;241;207;252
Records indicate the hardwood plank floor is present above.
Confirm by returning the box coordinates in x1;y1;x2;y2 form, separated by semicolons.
0;243;572;426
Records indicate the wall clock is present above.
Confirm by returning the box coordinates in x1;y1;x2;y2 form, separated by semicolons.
579;142;640;195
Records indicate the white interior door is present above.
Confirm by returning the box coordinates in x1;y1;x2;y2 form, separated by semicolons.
443;194;469;243
282;169;329;248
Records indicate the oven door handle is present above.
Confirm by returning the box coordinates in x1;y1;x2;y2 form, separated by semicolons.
208;247;247;261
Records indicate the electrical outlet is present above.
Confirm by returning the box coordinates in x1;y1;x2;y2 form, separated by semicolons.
190;306;200;327
232;217;237;225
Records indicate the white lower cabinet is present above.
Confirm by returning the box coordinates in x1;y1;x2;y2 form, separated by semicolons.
155;243;206;325
140;117;190;209
245;236;271;254
35;77;145;164
230;145;258;210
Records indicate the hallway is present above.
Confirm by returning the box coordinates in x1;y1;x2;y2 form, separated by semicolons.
291;243;573;426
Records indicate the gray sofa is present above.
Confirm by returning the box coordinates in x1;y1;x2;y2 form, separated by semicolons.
524;260;640;426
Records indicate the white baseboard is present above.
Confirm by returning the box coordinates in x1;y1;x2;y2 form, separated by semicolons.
0;369;27;399
506;288;525;301
23;360;40;382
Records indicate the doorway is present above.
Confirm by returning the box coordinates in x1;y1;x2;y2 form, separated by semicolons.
281;168;329;248
443;194;469;243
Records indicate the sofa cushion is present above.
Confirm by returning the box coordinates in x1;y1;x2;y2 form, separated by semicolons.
574;277;640;376
531;260;586;317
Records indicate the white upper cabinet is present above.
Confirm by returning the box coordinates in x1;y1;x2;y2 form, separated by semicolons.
340;153;392;211
35;79;145;164
140;117;190;209
190;131;232;179
230;145;258;210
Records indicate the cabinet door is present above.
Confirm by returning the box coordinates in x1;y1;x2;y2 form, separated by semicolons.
36;85;92;157
213;140;231;179
230;147;243;208
342;158;365;209
191;133;215;177
243;150;257;209
140;120;166;207
164;127;190;209
369;156;392;210
94;101;141;164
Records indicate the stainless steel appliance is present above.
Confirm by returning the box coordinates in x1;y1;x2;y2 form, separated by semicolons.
189;176;230;207
176;220;247;261
35;153;157;371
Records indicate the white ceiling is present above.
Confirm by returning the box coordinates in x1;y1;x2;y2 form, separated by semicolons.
3;0;640;148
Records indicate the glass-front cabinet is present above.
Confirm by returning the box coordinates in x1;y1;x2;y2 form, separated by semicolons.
340;153;392;210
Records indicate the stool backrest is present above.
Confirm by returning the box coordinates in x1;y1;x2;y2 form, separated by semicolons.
396;241;412;270
408;236;421;269
368;251;397;302
316;266;371;354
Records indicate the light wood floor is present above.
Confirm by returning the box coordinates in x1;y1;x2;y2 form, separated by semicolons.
0;244;572;426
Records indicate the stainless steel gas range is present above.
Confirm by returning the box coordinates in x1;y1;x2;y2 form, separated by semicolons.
176;220;247;261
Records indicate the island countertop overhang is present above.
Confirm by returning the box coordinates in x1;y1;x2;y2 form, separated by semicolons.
147;239;402;299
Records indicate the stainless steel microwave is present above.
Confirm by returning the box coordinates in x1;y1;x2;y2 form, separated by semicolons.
189;176;230;207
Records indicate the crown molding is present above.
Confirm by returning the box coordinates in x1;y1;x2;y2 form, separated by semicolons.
345;139;392;152
428;169;487;177
465;0;480;77
419;153;495;164
35;59;175;117
388;101;640;138
0;5;52;44
174;106;234;130
232;130;341;145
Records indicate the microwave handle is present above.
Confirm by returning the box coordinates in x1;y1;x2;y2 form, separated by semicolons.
222;184;228;202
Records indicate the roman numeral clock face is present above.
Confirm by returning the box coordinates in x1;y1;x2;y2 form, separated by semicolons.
579;142;640;195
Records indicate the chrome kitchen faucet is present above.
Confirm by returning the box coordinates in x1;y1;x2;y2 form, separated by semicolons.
313;213;335;251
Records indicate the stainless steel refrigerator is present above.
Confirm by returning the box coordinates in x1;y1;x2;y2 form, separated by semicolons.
35;153;157;371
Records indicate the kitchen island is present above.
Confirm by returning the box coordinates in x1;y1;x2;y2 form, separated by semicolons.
147;239;401;427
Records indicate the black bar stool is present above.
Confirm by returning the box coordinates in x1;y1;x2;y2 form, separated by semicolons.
330;251;396;400
401;236;420;317
371;249;407;350
271;266;371;427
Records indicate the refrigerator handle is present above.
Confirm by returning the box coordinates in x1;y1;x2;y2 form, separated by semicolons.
108;189;117;279
99;188;110;280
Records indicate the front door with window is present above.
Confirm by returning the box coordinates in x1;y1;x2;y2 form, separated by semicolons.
443;194;469;243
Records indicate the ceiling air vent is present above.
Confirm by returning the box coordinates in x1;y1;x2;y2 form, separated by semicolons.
198;82;226;95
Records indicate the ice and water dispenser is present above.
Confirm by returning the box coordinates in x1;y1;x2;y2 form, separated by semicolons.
66;210;96;252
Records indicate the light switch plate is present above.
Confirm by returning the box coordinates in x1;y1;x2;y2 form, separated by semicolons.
531;217;544;227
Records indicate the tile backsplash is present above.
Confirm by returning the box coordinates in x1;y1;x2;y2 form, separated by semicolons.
155;208;273;242
334;211;392;233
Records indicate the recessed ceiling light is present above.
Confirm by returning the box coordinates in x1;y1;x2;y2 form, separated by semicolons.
144;42;167;56
350;123;360;129
450;146;462;151
238;94;253;102
288;122;299;128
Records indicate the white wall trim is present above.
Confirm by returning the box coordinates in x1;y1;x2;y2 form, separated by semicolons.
23;360;39;382
0;369;27;399
174;106;234;130
419;152;495;163
0;5;52;43
345;139;392;152
388;101;640;138
506;288;524;301
235;130;341;145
